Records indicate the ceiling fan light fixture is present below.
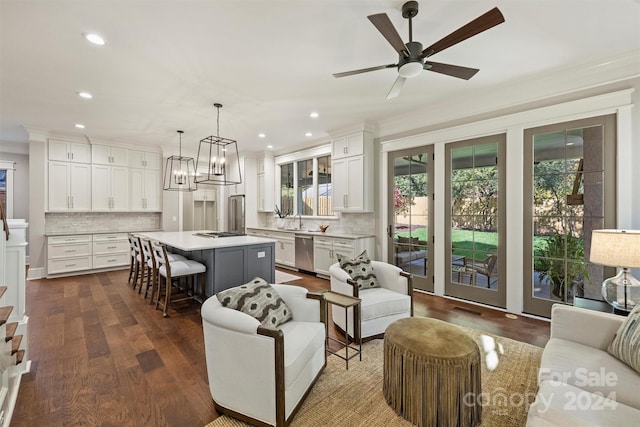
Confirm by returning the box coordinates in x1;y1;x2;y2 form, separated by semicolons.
398;61;423;78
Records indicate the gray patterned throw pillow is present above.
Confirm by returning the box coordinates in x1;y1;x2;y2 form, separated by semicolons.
216;278;293;328
337;250;380;290
607;303;640;374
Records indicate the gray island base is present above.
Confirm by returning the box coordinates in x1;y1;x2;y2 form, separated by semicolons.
138;231;276;298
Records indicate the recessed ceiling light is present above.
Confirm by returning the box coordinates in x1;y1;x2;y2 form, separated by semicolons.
309;112;319;118
305;132;312;137
84;33;106;46
75;123;85;129
267;145;273;149
258;133;266;138
77;91;93;99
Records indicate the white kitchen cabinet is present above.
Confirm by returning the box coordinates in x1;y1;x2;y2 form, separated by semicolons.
47;233;131;276
92;233;130;269
48;139;91;163
193;189;218;230
331;131;373;212
92;144;129;166
129;168;161;211
313;235;375;277
273;232;295;267
331;132;364;160
193;189;217;202
48;161;91;211
128;150;161;170
47;234;93;275
92;164;129;211
257;155;274;212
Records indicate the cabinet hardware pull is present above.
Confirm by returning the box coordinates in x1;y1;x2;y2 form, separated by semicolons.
65;249;76;253
65;264;76;267
107;246;117;249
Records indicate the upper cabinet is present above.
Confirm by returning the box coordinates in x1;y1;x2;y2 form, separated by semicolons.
92;144;128;167
48;139;91;163
92;164;129;211
331;131;374;212
128;150;161;170
48;161;91;211
331;133;365;160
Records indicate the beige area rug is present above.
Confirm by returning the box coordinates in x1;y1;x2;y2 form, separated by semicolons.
204;326;542;427
275;270;303;283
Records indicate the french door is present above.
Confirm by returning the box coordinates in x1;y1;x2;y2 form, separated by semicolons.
388;146;434;292
523;115;616;318
445;134;506;308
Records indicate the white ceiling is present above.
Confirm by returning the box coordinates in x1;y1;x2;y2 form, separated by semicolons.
1;0;639;156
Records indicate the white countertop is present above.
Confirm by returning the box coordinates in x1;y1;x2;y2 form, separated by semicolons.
247;227;374;239
137;230;276;251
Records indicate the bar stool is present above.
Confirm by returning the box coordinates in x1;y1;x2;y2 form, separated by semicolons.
141;238;187;303
152;242;206;317
127;234;138;285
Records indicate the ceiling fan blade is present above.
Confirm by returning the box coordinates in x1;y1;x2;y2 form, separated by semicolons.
333;63;396;78
421;7;505;58
425;61;479;80
368;13;408;57
386;75;406;100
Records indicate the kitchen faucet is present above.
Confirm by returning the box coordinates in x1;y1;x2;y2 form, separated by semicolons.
296;213;302;230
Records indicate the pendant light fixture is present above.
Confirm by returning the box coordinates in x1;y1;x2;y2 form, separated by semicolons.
195;103;242;186
163;130;197;191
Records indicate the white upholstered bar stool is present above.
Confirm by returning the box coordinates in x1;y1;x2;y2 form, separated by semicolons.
127;234;138;285
152;242;206;317
141;238;188;303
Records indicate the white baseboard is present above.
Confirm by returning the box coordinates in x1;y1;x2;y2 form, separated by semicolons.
26;267;44;280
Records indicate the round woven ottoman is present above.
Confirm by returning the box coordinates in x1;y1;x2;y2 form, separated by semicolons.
383;317;482;427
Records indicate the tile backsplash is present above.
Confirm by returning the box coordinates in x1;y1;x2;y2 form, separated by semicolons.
46;212;161;234
258;212;376;236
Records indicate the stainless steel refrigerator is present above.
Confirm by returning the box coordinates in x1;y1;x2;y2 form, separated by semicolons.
228;195;245;234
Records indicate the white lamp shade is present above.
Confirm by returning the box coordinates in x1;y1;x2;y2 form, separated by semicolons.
590;229;640;268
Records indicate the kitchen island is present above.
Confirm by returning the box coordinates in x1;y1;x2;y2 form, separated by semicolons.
138;231;276;297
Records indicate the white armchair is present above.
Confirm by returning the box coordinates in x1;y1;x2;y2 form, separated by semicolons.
329;261;413;339
201;284;327;427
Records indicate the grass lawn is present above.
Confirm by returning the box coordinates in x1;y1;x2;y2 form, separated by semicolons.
396;228;549;261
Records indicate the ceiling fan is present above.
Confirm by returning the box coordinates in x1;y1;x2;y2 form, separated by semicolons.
333;1;505;99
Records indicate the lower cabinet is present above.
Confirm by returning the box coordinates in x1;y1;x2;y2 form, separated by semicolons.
247;228;375;276
92;233;130;268
47;234;92;275
47;232;130;276
247;229;295;268
313;235;375;277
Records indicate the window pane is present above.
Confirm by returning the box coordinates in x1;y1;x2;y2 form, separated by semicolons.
297;159;313;215
279;163;293;217
318;155;332;216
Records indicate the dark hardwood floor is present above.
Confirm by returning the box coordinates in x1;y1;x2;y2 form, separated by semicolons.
12;268;549;426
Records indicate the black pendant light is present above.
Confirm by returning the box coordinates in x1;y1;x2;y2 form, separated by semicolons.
163;130;197;191
195;103;242;186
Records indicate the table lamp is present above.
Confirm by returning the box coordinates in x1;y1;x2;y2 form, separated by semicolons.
590;229;640;312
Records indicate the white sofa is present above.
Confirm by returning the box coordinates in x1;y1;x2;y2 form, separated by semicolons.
527;304;640;426
201;284;326;427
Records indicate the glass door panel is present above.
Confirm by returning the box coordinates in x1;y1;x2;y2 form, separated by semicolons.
388;147;433;292
446;135;506;308
524;115;616;317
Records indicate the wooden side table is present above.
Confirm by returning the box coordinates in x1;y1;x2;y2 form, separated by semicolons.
323;290;362;369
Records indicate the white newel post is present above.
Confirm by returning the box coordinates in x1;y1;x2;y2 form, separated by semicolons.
0;219;30;427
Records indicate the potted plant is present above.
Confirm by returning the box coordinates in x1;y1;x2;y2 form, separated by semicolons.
535;234;590;300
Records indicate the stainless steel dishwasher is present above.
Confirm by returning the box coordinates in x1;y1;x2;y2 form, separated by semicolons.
295;234;314;272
